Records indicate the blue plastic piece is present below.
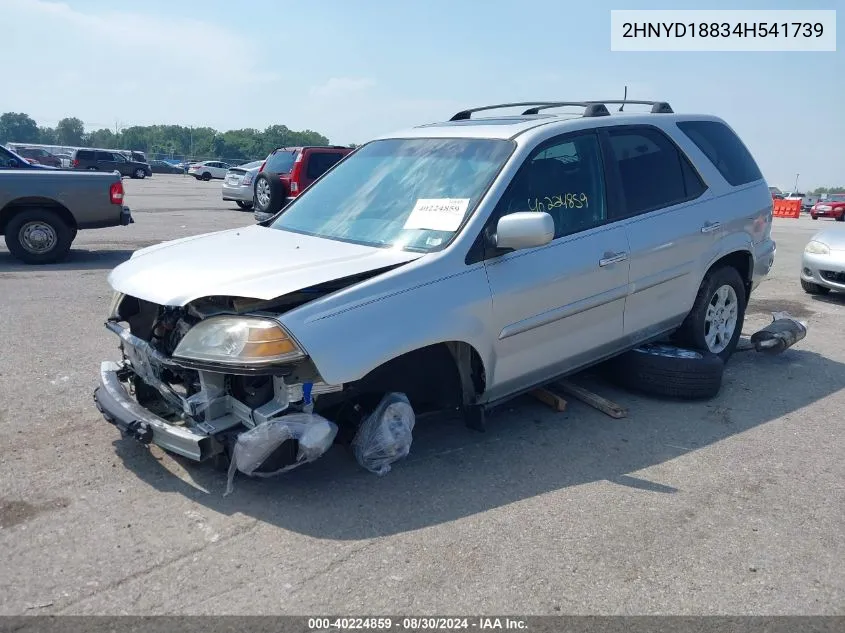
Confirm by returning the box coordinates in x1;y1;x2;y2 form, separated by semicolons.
303;382;313;405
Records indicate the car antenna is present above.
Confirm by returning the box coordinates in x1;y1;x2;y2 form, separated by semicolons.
619;85;627;112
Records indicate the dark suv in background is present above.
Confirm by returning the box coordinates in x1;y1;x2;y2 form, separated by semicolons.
72;148;152;179
253;145;353;219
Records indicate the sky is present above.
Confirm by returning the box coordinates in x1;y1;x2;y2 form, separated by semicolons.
0;0;842;190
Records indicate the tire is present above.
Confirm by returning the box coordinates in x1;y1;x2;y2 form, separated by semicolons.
201;172;212;181
811;214;818;220
801;278;830;295
87;166;97;171
4;208;74;265
253;173;285;215
607;344;724;400
235;200;253;210
673;266;747;362
134;168;146;179
836;214;844;222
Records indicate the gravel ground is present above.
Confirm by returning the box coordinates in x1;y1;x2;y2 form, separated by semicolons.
0;175;842;615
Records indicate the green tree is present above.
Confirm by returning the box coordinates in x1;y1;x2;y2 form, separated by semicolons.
56;117;85;145
39;127;58;144
0;112;39;143
85;128;116;148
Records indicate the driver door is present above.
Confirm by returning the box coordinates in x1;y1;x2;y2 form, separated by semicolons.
482;131;631;400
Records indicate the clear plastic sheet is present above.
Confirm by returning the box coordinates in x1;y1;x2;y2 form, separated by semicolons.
351;392;416;476
224;413;338;495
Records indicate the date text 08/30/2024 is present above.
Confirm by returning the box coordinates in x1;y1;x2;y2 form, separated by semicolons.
307;617;529;631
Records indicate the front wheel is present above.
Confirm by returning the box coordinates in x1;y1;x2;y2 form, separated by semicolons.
836;214;844;222
4;208;74;264
235;200;253;210
801;278;830;295
672;266;747;362
811;214;818;220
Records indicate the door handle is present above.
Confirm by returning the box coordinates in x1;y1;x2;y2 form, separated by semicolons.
599;252;628;267
701;221;721;234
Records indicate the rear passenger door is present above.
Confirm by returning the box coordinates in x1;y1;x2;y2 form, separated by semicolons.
600;125;711;339
96;151;117;172
303;151;345;189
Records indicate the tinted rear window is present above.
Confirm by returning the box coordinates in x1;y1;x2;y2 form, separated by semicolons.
676;120;763;187
266;150;297;173
76;150;95;159
306;152;345;179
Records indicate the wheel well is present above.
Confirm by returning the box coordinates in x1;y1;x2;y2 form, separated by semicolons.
0;199;77;235
710;250;753;295
342;342;486;414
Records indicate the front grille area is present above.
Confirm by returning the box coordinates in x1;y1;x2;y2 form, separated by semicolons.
820;270;845;284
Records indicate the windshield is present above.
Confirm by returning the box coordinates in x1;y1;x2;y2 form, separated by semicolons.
828;194;845;202
266;150;297;173
268;137;514;251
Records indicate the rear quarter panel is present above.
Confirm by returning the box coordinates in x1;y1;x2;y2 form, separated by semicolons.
0;171;123;230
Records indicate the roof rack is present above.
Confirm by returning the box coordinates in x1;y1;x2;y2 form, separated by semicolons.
448;100;673;121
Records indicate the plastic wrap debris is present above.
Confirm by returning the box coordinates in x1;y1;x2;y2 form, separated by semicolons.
224;413;338;496
352;392;416;476
749;311;808;354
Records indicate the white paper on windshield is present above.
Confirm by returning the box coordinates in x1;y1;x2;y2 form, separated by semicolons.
403;198;470;232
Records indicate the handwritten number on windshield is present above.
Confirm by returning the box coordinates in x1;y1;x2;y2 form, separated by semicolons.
527;193;589;213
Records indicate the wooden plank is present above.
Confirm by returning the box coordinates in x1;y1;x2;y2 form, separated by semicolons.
531;387;568;412
553;379;627;419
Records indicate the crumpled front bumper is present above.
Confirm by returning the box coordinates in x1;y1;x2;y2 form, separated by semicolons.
94;361;221;461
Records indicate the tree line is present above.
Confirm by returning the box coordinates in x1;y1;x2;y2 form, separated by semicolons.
0;112;340;162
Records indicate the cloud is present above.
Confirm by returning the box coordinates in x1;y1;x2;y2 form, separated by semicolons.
309;77;377;99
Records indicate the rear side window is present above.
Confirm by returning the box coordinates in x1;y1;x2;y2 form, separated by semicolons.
606;126;705;215
76;150;94;160
266;150;297;173
306;152;345;179
676;120;762;187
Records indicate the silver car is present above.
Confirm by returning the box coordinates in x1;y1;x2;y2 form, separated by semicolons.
801;227;845;295
222;160;264;210
94;99;775;472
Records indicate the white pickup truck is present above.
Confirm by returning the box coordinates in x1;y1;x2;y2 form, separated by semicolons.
783;192;819;212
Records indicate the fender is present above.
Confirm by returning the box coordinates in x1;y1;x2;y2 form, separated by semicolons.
279;262;496;388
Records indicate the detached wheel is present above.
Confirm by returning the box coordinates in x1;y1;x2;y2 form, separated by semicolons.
235;200;253;210
201;172;212;181
673;266;747;362
4;208;74;264
801;278;830;295
608;344;724;400
253;173;285;215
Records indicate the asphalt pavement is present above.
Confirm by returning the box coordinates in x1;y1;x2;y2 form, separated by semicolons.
0;175;842;615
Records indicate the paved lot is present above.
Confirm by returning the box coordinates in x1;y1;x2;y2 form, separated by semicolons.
0;175;843;615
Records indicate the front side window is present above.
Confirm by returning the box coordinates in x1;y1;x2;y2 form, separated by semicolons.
494;133;608;239
269;138;514;252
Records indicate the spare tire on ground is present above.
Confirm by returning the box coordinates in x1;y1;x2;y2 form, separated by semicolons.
606;343;724;400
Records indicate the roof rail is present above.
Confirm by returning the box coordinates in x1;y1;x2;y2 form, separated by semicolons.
449;102;566;121
585;100;674;114
522;102;611;117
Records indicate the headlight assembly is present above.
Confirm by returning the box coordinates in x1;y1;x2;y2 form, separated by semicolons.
108;291;125;319
805;240;830;255
173;316;305;366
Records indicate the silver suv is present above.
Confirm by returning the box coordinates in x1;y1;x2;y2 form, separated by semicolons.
95;100;776;472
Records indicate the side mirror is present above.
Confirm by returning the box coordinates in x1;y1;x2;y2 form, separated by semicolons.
494;212;555;251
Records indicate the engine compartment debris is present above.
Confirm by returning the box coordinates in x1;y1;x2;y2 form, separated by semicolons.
225;413;338;496
352;392;416;476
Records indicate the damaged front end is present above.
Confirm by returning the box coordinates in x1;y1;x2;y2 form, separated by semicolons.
93;292;342;471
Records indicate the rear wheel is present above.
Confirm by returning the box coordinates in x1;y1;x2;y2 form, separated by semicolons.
811;214;818;220
235;200;253;210
134;168;146;179
673;266;747;362
253;173;285;215
201;172;212;181
4;208;75;264
801;278;830;295
87;166;97;171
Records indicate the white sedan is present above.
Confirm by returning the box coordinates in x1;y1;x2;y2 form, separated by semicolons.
188;161;232;181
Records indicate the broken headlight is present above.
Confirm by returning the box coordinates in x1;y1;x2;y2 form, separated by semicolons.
172;316;305;366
